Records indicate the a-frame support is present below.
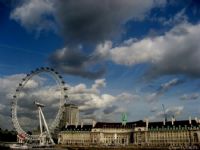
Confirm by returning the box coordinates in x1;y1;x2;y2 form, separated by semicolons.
35;101;55;146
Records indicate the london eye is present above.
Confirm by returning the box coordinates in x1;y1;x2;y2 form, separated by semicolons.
11;67;68;144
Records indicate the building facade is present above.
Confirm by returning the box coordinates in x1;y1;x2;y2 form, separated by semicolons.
58;120;200;148
59;104;79;128
58;125;92;146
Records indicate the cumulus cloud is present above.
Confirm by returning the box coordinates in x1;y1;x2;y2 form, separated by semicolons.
95;22;200;77
65;79;141;120
68;79;115;114
0;73;138;129
68;80;139;116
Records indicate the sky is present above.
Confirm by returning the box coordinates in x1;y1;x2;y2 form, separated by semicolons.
1;0;200;130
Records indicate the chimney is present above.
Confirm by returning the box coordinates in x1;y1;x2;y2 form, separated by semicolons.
65;122;69;128
93;120;96;128
189;116;192;125
75;121;78;128
195;117;198;123
163;118;166;126
145;118;149;129
171;117;175;125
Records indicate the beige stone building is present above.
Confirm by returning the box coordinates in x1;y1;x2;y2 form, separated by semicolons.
134;120;200;148
58;125;92;146
59;104;79;128
58;119;200;148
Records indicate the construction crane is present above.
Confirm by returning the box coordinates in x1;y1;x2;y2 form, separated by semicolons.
162;104;167;122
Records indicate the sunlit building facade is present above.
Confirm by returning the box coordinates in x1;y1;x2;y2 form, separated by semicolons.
59;104;79;128
58;119;200;148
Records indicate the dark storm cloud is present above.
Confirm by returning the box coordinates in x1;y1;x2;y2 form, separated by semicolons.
55;0;121;44
10;0;166;45
55;0;166;44
49;47;106;79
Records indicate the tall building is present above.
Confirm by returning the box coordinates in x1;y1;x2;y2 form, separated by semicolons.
59;104;79;129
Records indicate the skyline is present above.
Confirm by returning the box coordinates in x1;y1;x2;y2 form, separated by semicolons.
1;0;200;130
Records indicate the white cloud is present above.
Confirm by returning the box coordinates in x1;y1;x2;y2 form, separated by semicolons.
92;79;106;90
95;22;200;77
0;74;139;129
79;94;115;111
68;78;115;113
10;0;55;31
24;79;39;89
67;78;139;116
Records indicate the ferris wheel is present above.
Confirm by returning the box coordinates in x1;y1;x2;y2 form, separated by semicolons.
11;67;68;143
